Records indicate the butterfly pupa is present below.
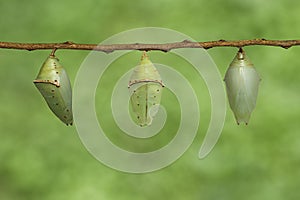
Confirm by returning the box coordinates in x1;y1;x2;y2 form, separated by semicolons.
128;51;164;127
33;54;73;125
224;48;261;125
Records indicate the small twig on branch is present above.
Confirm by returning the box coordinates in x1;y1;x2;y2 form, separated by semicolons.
0;39;300;53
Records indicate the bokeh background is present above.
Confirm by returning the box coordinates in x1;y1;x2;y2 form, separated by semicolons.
1;0;300;199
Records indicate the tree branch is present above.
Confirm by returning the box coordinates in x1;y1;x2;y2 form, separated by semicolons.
0;39;300;53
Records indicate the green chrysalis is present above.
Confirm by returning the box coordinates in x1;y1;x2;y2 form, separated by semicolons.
224;48;261;125
128;51;164;127
33;54;73;125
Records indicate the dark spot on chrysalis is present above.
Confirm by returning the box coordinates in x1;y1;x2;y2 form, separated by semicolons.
63;116;67;119
66;109;69;112
54;80;58;82
56;103;59;106
156;89;160;92
56;71;59;74
153;96;156;98
153;103;156;105
137;116;140;119
137;103;140;106
52;96;55;98
51;89;55;93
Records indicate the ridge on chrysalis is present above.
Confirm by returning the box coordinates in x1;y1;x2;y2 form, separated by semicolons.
224;48;261;125
33;51;73;126
128;51;164;127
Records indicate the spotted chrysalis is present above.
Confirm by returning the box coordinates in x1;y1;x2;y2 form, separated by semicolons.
128;51;164;127
33;53;73;125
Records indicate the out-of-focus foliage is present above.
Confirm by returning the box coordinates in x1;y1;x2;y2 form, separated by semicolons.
1;0;300;199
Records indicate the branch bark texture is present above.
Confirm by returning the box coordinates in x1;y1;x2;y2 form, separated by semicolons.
0;39;299;53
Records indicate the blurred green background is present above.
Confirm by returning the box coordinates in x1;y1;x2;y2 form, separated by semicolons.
1;0;300;199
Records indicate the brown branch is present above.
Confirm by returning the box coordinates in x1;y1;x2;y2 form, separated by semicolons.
0;39;300;53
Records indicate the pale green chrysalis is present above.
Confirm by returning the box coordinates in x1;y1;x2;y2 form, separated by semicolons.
224;48;261;125
33;53;73;125
128;51;164;127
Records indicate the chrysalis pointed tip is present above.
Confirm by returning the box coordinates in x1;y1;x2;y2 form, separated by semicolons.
141;51;149;60
50;48;57;57
236;121;249;125
237;48;245;60
139;123;149;127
